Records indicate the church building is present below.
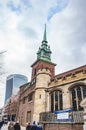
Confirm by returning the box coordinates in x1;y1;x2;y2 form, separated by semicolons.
18;25;86;126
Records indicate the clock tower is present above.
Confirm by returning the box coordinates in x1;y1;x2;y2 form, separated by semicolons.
31;25;56;122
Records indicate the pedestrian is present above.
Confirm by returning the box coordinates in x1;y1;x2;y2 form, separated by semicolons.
8;121;14;130
26;122;32;130
0;120;4;130
31;121;37;130
36;122;42;130
14;121;21;130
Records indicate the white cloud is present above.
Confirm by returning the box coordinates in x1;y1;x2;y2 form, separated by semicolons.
0;0;86;107
48;0;86;73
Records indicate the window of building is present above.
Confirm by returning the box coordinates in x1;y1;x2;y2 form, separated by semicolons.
70;85;86;111
28;93;33;102
46;67;48;71
23;97;25;104
26;111;31;122
39;94;41;99
34;69;36;76
50;90;63;112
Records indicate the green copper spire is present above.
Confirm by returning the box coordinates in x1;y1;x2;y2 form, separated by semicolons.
37;24;52;62
42;24;47;45
43;24;47;42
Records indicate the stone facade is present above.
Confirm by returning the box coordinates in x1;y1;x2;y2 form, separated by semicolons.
33;68;52;122
49;65;86;110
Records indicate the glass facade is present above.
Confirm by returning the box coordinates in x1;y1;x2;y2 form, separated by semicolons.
5;74;28;104
12;75;28;95
5;78;13;104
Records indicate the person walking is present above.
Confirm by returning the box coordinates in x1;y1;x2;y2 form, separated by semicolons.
26;122;32;130
36;122;42;130
14;121;21;130
0;120;4;130
8;122;14;130
31;121;37;130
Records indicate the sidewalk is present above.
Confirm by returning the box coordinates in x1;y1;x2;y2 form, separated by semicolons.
21;125;26;130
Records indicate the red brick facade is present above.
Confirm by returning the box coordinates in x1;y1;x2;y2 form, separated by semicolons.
43;123;83;130
31;60;56;79
19;83;36;125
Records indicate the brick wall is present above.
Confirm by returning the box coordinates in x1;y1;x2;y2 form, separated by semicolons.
43;123;83;130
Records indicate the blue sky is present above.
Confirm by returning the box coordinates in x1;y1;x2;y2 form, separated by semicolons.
0;0;86;107
48;0;69;20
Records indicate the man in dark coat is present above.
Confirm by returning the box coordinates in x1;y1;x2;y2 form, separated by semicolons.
31;121;37;130
26;122;32;130
14;121;21;130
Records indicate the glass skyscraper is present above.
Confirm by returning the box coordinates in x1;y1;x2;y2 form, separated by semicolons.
5;74;28;104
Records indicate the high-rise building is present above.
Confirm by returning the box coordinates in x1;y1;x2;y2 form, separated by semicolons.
5;74;28;104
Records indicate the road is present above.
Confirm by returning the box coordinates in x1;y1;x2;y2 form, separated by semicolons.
1;123;25;130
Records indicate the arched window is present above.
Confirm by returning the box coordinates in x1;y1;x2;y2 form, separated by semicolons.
70;84;86;111
50;90;63;112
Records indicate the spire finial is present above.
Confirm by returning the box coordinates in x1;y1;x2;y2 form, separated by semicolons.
43;24;47;41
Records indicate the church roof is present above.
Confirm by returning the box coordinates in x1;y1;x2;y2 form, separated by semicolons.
51;65;86;80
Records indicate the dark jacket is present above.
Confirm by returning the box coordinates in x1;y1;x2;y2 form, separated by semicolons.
0;121;3;128
14;123;21;130
31;125;37;130
36;125;42;130
26;124;32;130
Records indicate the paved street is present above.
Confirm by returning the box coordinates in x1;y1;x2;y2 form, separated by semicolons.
1;123;26;130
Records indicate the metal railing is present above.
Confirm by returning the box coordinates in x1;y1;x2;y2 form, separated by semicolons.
73;111;84;123
39;111;84;123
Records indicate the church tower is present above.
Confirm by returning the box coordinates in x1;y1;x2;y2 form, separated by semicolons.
31;25;56;122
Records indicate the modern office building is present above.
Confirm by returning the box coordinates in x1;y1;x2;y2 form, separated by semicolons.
4;74;28;104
